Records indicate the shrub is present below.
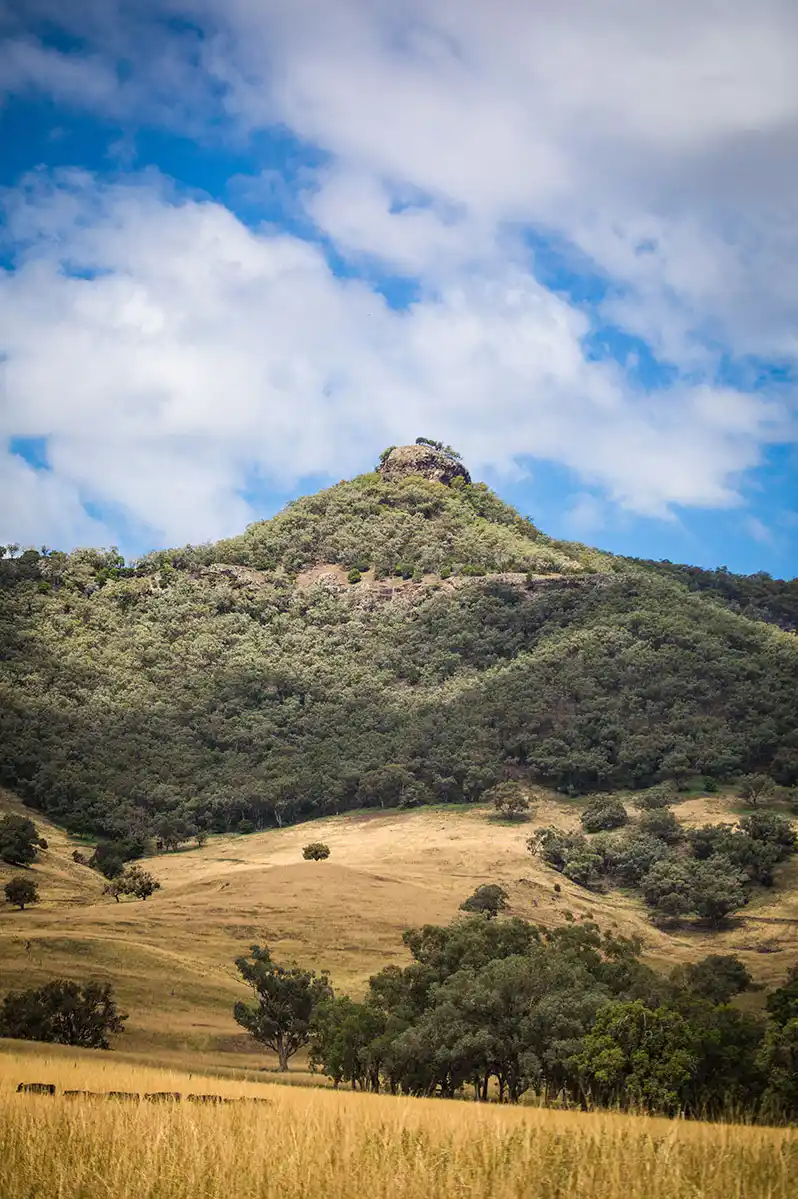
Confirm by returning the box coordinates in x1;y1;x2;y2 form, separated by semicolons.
738;774;776;808
689;859;748;926
607;833;669;886
237;819;255;835
488;781;533;820
4;876;39;910
303;842;331;861
0;980;126;1048
632;784;676;811
528;827;587;872
460;883;509;918
562;852;604;890
637;808;683;845
738;812;797;856
0;814;45;866
641;859;694;920
580;798;628;833
347;569;362;584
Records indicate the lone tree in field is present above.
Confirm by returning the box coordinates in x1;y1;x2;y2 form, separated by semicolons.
488;781;534;821
233;945;333;1070
4;876;39;910
460;883;509;919
0;814;46;866
302;842;331;861
738;774;775;809
104;866;161;902
0;980;126;1048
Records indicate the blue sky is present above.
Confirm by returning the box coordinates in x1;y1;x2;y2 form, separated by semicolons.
1;2;796;576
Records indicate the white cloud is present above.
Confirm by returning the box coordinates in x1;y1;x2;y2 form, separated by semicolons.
1;2;797;550
0;171;783;548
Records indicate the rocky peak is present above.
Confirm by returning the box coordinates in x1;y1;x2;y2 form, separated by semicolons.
377;444;472;486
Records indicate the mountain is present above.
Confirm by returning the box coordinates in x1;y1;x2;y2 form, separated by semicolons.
1;445;796;840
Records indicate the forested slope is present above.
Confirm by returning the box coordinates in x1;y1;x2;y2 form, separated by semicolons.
1;460;796;839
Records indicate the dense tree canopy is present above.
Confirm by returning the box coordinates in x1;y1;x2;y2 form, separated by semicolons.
307;912;798;1118
0;471;795;841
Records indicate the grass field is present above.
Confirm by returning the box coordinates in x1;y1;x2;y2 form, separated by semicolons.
1;1047;796;1199
1;787;797;1067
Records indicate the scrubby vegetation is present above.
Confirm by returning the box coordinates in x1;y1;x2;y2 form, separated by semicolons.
530;799;798;924
302;842;331;861
0;466;795;851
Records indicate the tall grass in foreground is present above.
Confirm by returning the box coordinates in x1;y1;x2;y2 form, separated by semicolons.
1;1050;796;1199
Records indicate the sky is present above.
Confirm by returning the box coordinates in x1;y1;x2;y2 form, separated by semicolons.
0;0;796;575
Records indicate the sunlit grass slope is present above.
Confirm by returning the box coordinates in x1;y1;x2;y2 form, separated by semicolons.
1;788;797;1066
1;1048;796;1199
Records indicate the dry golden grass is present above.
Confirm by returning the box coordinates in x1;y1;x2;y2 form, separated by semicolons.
1;788;796;1064
1;1047;796;1199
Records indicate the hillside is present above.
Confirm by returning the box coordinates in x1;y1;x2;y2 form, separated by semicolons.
0;444;796;843
2;788;797;1065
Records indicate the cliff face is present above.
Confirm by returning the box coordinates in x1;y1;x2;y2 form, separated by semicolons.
378;444;472;485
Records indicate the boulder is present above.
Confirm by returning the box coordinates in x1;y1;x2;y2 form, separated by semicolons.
378;445;471;486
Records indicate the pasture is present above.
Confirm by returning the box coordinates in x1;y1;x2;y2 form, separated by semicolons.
1;1047;796;1199
2;788;798;1064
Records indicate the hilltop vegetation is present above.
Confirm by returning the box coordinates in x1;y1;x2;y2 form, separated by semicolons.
0;455;796;842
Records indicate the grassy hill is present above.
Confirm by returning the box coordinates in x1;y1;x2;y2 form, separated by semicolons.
2;787;797;1068
0;450;796;842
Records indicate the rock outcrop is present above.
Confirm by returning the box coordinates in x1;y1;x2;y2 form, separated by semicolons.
378;444;471;486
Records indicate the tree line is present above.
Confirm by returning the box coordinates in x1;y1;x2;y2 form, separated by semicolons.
232;918;798;1120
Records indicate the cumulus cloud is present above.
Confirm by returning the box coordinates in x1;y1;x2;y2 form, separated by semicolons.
0;170;783;547
1;1;797;550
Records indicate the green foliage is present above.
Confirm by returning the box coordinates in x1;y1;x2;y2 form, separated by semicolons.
637;807;683;844
0;980;125;1048
346;568;362;584
0;472;795;841
528;827;587;872
459;883;509;918
631;784;676;810
0;814;45;866
581;797;629;833
155;816;197;852
688;859;748;926
89;837;150;879
641;859;695;920
4;876;39;909
738;773;776;808
624;557;798;633
308;912;775;1113
414;437;461;459
605;833;668;886
642;857;748;925
487;781;533;820
302;842;331;861
103;866;160;901
673;954;753;1005
233;945;334;1070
